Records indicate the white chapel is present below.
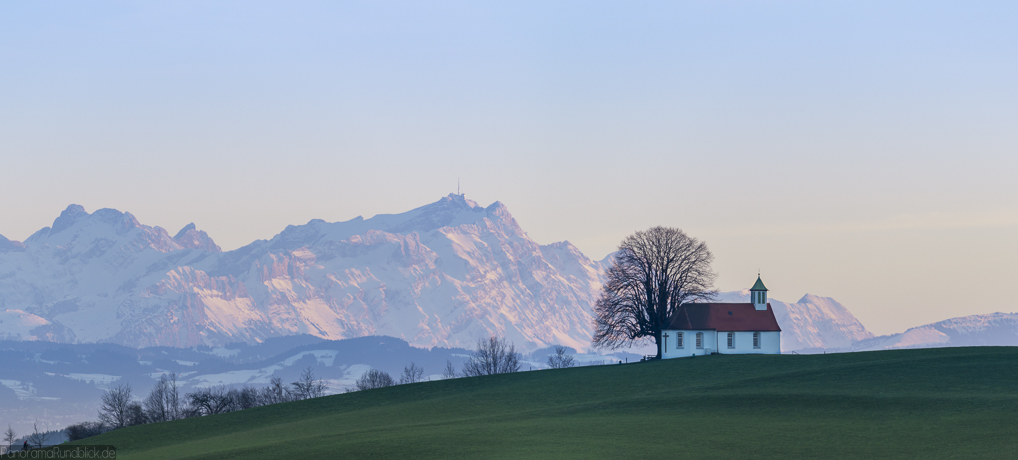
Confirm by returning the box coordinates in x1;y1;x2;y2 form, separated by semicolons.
660;276;782;358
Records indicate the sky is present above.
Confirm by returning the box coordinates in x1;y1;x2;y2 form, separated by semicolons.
1;1;1016;336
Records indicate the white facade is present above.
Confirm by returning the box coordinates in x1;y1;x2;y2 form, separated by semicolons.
660;330;780;359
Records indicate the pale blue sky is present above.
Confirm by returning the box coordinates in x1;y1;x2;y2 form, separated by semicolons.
1;1;1016;335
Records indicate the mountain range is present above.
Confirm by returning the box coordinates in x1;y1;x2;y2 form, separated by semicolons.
848;312;1018;351
0;195;605;352
2;195;1015;355
4;195;1018;436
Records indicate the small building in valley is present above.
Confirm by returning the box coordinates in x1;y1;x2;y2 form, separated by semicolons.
660;276;781;358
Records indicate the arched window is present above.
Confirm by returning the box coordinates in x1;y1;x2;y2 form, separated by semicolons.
677;332;684;348
753;332;761;348
727;332;735;349
695;332;703;349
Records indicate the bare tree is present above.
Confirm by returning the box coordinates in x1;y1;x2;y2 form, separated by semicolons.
144;375;170;423
292;367;328;400
442;360;457;379
4;424;16;451
186;386;234;416
592;227;717;358
28;420;47;449
462;336;521;377
259;377;292;405
399;362;425;384
355;369;394;391
98;383;133;429
546;346;576;369
232;387;261;410
166;373;182;421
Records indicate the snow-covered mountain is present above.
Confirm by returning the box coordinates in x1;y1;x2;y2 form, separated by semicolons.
716;290;873;352
0;194;892;354
849;312;1018;351
0;195;605;351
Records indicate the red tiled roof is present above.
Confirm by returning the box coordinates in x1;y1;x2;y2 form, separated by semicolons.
665;303;781;332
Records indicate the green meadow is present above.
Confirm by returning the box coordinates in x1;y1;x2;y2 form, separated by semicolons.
70;347;1018;459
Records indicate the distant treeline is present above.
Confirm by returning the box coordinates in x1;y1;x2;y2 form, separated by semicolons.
57;336;568;443
64;366;328;441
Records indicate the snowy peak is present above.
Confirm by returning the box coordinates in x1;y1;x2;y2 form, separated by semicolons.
714;290;872;351
382;193;487;234
798;293;832;305
174;222;197;239
173;223;221;252
51;204;89;234
259;194;512;253
0;196;606;351
0;234;26;252
23;205;220;255
851;312;1018;351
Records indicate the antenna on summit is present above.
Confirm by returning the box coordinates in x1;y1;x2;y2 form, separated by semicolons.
457;178;460;196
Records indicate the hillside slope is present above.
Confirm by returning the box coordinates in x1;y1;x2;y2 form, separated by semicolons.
77;347;1018;459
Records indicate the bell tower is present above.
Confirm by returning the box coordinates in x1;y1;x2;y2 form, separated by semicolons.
750;275;768;311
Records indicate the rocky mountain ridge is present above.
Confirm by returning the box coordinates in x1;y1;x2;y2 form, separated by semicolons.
0;195;605;351
848;312;1018;351
6;194;987;355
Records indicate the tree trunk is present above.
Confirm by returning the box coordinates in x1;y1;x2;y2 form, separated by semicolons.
654;333;662;359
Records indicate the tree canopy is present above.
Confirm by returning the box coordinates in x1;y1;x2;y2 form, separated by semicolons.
592;226;717;358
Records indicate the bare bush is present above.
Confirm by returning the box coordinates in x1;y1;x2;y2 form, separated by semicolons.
259;377;293;405
231;387;261;410
462;336;521;376
127;402;147;426
547;346;576;369
399;362;424;384
442;360;457;379
65;421;106;441
292;367;327;400
355;369;394;391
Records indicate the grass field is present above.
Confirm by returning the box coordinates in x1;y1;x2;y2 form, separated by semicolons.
72;347;1018;459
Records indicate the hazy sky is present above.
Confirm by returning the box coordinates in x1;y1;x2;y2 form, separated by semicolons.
2;1;1016;335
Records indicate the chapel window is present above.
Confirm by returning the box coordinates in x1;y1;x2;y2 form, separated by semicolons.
753;332;761;348
727;332;735;349
677;332;684;348
696;332;703;349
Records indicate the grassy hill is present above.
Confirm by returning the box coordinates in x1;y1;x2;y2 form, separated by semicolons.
73;347;1018;459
